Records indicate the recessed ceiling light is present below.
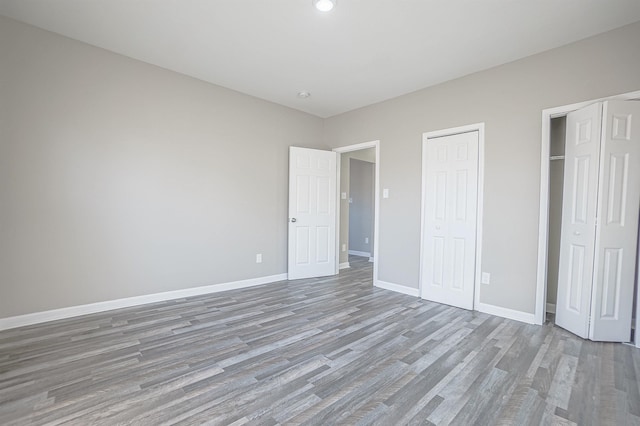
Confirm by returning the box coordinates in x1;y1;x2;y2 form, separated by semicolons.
297;91;311;99
312;0;336;12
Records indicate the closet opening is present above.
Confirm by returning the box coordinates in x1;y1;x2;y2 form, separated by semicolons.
545;116;566;318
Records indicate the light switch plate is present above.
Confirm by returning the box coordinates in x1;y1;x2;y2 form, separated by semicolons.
481;272;490;284
383;189;389;198
341;192;347;200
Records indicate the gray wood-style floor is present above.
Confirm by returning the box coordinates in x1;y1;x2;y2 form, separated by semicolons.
1;256;639;425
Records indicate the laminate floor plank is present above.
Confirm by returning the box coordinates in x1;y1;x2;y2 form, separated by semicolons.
1;255;639;425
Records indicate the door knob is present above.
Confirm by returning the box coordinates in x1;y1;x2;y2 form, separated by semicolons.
291;218;297;223
436;225;441;230
574;231;580;236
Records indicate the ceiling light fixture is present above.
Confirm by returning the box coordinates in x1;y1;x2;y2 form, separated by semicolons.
297;91;311;99
312;0;336;12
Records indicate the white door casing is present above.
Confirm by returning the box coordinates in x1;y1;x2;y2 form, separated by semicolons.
556;102;602;339
288;147;337;280
589;100;640;342
421;131;479;310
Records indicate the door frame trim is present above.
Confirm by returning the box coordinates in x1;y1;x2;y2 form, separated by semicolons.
535;89;640;327
333;140;380;287
419;123;485;310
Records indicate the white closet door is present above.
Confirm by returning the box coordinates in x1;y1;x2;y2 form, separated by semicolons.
589;100;640;342
556;102;602;339
421;131;478;310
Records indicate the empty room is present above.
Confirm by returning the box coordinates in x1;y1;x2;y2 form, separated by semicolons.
2;1;640;424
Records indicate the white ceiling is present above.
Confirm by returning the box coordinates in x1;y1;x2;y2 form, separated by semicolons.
2;1;640;118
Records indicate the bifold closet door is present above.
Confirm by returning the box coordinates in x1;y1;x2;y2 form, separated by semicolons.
556;103;602;339
556;100;640;342
589;100;640;342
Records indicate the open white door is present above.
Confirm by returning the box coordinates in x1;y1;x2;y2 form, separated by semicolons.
288;147;337;280
556;103;602;339
589;100;640;342
556;100;640;342
421;131;478;310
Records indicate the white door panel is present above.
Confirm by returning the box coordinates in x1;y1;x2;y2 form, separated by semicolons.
288;147;337;280
589;100;640;342
556;100;640;342
421;131;478;310
556;102;602;339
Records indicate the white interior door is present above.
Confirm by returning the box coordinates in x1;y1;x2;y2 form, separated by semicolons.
556;102;602;339
288;147;337;280
589;100;640;342
421;131;478;310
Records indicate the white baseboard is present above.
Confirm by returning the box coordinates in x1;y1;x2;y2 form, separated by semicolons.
475;302;536;325
0;273;288;331
375;280;420;297
348;250;371;257
546;303;556;314
339;262;351;270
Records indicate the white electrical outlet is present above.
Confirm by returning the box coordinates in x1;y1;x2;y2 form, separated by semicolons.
365;237;369;244
341;244;346;252
481;272;490;284
256;253;262;263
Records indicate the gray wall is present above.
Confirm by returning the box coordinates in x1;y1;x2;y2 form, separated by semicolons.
3;15;640;320
349;159;375;255
0;16;325;317
547;117;567;306
323;21;640;314
338;148;375;264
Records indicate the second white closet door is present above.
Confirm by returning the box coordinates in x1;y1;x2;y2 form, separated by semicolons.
556;102;602;339
556;100;640;342
589;100;640;341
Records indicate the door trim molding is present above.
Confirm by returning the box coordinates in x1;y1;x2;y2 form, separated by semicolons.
333;140;380;287
419;122;485;310
535;89;640;326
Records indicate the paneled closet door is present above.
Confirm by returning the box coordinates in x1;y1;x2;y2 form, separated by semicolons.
589;100;640;342
556;103;602;339
421;131;478;310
